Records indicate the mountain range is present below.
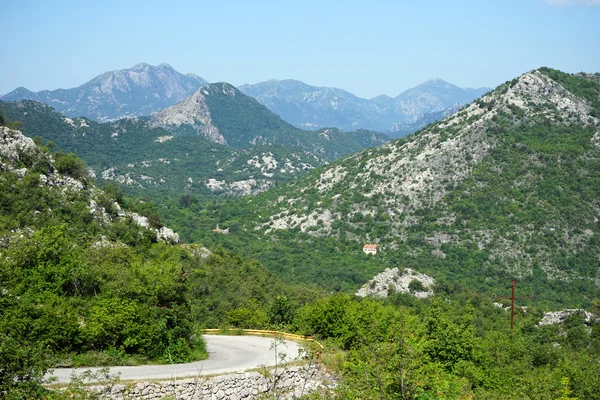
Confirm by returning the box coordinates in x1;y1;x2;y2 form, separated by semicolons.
239;78;490;136
2;63;490;135
1;62;208;122
5;62;598;304
0;82;388;198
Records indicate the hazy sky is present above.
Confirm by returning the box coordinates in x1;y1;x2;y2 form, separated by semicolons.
2;0;599;98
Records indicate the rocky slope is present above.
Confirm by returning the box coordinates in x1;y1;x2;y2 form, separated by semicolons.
1;62;207;122
0;125;178;244
150;88;226;145
0;100;325;198
239;78;490;135
151;82;389;155
232;68;600;296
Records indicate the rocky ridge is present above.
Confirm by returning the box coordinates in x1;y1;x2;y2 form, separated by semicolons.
260;70;598;233
248;68;600;286
0;126;84;194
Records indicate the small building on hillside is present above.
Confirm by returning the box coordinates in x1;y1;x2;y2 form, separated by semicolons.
363;244;378;255
212;224;229;235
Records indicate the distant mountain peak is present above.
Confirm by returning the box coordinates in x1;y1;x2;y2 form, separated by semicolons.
2;63;209;121
423;77;446;84
414;77;455;89
133;62;151;69
239;77;490;135
2;86;39;100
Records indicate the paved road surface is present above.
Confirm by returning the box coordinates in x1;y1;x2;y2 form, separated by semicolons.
46;335;302;384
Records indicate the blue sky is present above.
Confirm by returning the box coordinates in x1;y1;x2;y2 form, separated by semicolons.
1;0;599;98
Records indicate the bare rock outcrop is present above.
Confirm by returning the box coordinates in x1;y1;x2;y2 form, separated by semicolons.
356;267;435;298
0;126;37;164
538;309;597;326
151;89;226;145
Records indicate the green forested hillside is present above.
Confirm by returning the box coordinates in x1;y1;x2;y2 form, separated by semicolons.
2;70;600;400
0;101;319;198
293;291;600;399
200;83;390;156
0;124;329;398
157;69;600;308
0;125;203;396
0;95;388;202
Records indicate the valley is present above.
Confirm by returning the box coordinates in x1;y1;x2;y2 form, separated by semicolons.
1;67;600;399
152;68;600;308
0;82;388;199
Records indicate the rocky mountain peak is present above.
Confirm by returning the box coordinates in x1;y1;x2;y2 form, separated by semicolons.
2;63;209;122
500;70;596;124
132;62;151;70
200;82;239;97
150;88;226;145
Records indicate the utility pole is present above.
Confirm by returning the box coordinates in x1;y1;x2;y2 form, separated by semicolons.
496;278;532;330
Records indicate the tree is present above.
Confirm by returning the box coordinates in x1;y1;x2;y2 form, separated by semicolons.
54;151;89;182
6;120;25;131
408;279;426;293
0;333;49;399
103;182;125;205
179;193;193;208
268;295;295;327
147;213;164;229
424;300;475;368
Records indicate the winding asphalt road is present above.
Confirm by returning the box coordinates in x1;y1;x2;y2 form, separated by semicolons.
46;335;302;384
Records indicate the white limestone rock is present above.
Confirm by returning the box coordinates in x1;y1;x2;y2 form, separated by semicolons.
356;267;435;298
0;126;37;164
538;309;596;326
205;178;275;196
151;89;226;145
158;226;180;244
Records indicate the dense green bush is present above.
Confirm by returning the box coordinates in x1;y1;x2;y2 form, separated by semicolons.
53;151;89;182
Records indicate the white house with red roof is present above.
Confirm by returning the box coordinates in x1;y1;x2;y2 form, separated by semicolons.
363;244;378;255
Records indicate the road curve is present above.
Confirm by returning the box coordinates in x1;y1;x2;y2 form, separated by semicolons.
46;335;302;384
